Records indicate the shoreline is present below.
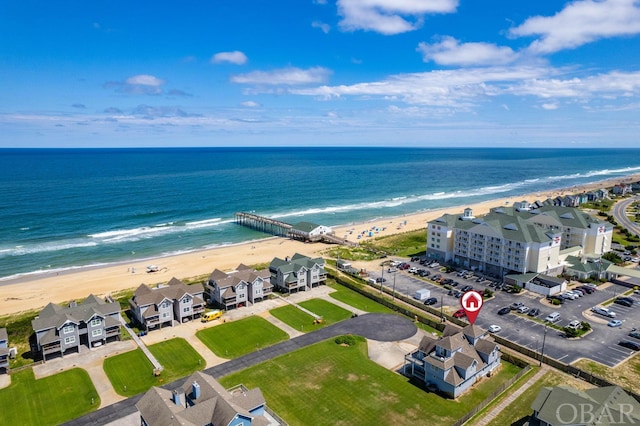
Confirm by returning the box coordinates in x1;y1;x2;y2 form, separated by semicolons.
1;174;638;317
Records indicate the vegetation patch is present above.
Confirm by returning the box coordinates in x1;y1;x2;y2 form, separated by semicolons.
334;335;364;346
0;310;39;368
574;355;640;394
0;368;99;426
219;338;521;426
298;298;352;324
104;337;205;396
196;316;288;358
327;282;394;313
270;304;317;332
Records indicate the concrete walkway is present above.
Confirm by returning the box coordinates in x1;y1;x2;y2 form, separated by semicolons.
260;311;304;338
473;365;549;426
119;314;163;372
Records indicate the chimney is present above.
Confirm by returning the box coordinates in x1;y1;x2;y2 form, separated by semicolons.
172;389;185;407
192;381;201;400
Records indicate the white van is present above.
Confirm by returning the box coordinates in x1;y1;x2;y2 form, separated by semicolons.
367;278;376;285
545;312;561;323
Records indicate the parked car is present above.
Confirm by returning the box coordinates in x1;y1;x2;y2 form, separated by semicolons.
528;308;541;317
619;340;640;351
461;285;473;292
562;292;578;300
567;320;581;330
516;305;530;314
545;312;561;323
488;325;502;333
454;291;463;298
591;306;616;318
578;286;595;294
608;319;623;327
432;274;442;282
411;256;420;262
510;302;524;310
408;267;418;274
547;295;564;304
498;307;511;315
453;309;466;318
614;298;633;307
628;331;640;339
375;277;386;283
424;297;438;306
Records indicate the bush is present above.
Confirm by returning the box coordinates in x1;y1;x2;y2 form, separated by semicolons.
551;299;562;306
564;327;579;338
580;321;591;331
335;335;357;346
483;289;494;298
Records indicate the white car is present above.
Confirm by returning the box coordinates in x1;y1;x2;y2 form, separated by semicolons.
516;305;530;314
562;292;578;300
488;325;502;333
591;306;616;318
408;267;418;274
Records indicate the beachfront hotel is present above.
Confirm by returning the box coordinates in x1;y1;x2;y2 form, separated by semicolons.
425;203;614;280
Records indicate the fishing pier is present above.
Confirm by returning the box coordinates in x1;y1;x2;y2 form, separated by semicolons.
234;212;292;237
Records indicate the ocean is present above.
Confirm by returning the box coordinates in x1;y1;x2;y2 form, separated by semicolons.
1;147;639;281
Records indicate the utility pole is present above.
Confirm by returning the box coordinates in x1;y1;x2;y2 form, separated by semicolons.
392;273;397;301
540;324;548;367
380;265;384;293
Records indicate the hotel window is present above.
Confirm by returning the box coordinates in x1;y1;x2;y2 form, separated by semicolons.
91;329;102;337
90;318;101;327
64;336;76;344
63;325;74;334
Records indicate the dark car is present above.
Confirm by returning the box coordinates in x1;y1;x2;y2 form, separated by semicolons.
528;308;541;317
424;297;438;306
411;256;420;262
498;307;511;315
454;291;463;298
375;277;386;283
547;295;565;304
577;286;595;294
628;331;640;340
614;298;633;307
461;285;473;292
619;340;640;351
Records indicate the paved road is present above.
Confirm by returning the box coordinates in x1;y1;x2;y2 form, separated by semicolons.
63;312;417;426
612;196;640;237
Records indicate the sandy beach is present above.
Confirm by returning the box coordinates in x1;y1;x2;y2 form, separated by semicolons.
1;174;638;317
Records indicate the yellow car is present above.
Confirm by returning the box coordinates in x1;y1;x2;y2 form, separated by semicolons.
201;310;222;322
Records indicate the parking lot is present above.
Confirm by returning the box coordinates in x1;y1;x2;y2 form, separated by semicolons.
374;258;640;368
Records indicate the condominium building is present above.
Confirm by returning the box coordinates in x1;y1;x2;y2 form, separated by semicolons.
204;263;273;310
426;203;613;278
269;253;326;293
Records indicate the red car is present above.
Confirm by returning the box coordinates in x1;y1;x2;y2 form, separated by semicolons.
453;309;466;318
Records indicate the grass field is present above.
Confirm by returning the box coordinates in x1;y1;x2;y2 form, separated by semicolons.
103;337;205;397
219;337;522;426
327;282;395;313
0;368;99;426
196;316;289;358
270;304;318;332
298;298;352;323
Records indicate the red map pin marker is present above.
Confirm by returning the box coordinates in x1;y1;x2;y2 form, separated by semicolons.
460;290;484;325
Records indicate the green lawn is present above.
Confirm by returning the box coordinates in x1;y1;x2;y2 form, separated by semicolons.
328;282;394;313
0;368;99;426
103;337;205;397
298;298;352;324
196;316;289;358
270;304;318;332
219;337;522;426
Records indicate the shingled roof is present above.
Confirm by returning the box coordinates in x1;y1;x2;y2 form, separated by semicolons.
32;294;119;332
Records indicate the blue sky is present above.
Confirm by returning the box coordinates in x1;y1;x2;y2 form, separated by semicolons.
2;0;640;148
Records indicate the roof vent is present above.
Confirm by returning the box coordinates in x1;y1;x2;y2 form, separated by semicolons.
192;381;201;400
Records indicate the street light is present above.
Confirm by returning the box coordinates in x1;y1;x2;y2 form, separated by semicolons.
392;273;397;301
540;324;548;367
380;266;384;293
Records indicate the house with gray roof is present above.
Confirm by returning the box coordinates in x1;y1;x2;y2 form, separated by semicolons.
288;221;333;242
531;385;640;425
136;370;279;426
269;253;326;293
403;324;501;398
205;264;273;310
0;328;10;372
129;277;205;331
31;294;121;361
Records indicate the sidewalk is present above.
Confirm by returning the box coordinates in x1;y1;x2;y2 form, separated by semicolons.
473;365;548;426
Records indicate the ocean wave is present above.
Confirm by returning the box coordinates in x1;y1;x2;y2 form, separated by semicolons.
0;240;98;257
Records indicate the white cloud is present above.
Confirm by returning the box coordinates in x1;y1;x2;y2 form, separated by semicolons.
126;74;165;86
240;101;261;107
541;103;559;110
211;51;248;65
337;0;458;35
510;0;640;54
231;67;332;85
312;21;331;33
417;36;518;66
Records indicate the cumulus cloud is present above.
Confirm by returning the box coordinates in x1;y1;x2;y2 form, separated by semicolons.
510;0;640;54
104;74;166;95
312;21;331;33
211;51;248;65
337;0;459;35
541;103;559;110
240;101;261;107
131;105;201;119
231;66;332;85
417;36;518;66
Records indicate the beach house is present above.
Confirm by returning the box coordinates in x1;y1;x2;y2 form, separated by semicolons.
129;277;205;331
204;263;273;310
425;204;613;281
136;371;281;425
269;253;327;293
31;295;121;361
403;324;501;398
531;385;640;425
0;328;10;373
